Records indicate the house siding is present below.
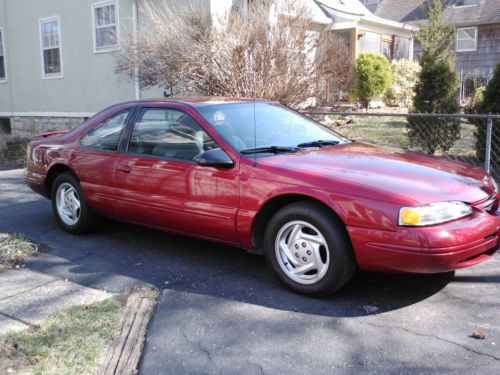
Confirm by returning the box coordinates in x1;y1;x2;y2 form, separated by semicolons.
0;0;167;136
454;24;500;74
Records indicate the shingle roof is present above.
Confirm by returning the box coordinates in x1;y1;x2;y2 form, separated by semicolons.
373;0;500;26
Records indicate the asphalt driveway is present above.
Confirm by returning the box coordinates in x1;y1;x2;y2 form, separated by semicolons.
1;168;499;374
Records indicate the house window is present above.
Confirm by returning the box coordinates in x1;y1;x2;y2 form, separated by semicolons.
455;0;479;7
358;31;382;54
394;36;410;60
40;17;63;78
92;1;119;52
0;28;6;81
456;27;477;52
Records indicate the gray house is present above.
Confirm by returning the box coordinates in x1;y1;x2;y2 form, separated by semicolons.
0;0;413;136
362;0;500;78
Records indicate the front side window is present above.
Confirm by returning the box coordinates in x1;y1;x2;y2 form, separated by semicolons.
0;28;6;81
128;108;218;161
40;17;62;78
197;103;347;152
456;27;477;52
81;110;129;151
93;1;119;52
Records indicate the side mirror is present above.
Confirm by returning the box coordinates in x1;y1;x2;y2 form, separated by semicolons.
194;148;234;168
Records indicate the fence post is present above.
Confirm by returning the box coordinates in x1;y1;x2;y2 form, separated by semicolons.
485;113;493;173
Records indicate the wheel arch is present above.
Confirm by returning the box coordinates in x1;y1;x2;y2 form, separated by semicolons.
45;163;79;197
251;193;346;252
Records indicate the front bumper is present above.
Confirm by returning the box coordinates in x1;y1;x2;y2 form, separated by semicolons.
348;204;500;273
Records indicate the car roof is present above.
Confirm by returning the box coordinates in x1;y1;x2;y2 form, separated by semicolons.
118;96;276;108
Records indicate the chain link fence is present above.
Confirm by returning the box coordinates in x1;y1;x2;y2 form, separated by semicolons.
0;131;31;169
305;112;500;181
460;69;493;104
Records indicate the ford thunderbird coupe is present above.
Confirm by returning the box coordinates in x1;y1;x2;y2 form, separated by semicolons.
25;98;499;296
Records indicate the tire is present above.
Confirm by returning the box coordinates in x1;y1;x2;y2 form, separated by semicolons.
264;201;356;297
51;172;98;234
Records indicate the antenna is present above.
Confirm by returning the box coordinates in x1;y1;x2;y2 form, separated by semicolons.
253;64;257;167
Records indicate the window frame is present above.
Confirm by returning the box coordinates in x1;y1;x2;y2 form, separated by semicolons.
91;0;120;54
456;27;478;53
125;107;220;164
39;15;64;79
0;27;6;83
80;109;132;153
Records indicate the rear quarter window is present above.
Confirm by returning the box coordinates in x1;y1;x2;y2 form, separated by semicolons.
80;110;130;151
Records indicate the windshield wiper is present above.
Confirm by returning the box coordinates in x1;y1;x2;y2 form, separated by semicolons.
240;146;302;155
297;140;340;148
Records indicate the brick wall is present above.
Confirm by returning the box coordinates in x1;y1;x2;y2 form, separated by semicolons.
11;116;86;138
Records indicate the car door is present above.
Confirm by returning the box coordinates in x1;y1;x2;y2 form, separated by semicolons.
72;108;133;218
114;106;240;244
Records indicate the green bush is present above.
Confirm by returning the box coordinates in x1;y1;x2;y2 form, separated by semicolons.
469;63;500;163
407;0;460;154
384;59;420;108
350;53;391;109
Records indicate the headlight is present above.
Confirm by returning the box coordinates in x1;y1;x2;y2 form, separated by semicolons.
399;201;472;226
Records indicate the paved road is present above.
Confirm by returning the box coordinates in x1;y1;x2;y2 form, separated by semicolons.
1;169;499;374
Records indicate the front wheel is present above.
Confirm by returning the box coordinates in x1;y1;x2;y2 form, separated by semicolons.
51;172;98;234
264;201;356;297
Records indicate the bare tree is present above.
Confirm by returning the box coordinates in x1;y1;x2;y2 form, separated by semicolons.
116;0;352;108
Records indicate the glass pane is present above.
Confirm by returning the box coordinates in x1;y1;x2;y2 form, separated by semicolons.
96;26;117;48
43;48;61;74
81;111;129;151
0;56;5;79
96;5;115;26
394;37;409;60
129;109;218;160
358;32;381;54
42;21;59;48
458;29;475;39
0;31;3;55
458;39;475;50
95;7;104;26
382;41;391;60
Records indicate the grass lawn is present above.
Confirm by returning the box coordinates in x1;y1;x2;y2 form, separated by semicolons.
0;233;37;270
0;298;122;375
326;115;479;160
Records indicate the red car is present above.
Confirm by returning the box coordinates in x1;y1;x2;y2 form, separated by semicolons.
25;98;499;296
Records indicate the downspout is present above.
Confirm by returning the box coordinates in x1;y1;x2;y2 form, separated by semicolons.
132;0;141;100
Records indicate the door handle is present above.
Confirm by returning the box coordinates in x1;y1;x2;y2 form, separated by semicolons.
117;164;132;173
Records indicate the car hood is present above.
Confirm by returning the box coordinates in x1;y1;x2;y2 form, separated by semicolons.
259;143;496;205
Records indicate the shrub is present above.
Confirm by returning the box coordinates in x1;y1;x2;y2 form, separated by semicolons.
116;0;353;108
469;63;500;163
383;59;420;108
407;0;460;154
350;53;392;109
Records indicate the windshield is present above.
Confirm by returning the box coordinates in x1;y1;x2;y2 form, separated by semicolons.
196;102;348;153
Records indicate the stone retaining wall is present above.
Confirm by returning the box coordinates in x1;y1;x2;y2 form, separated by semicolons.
11;116;87;137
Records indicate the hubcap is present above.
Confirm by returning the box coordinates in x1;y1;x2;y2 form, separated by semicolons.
56;182;81;226
275;220;330;285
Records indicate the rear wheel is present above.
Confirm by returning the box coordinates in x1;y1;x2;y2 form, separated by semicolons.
51;172;98;234
264;201;356;297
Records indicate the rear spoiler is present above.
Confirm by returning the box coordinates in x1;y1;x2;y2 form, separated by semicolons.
33;130;69;139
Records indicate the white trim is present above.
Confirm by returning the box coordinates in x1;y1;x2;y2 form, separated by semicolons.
39;15;64;79
0;27;7;83
0;111;95;118
456;26;477;52
91;0;120;54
